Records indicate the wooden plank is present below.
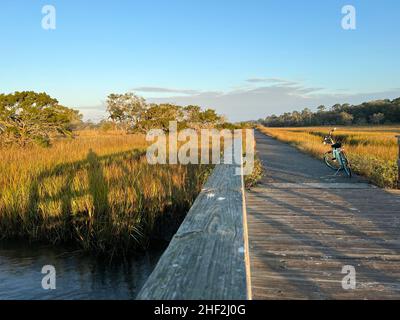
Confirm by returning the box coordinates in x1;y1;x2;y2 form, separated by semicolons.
136;163;250;300
247;186;400;299
246;131;400;300
254;183;375;189
397;135;400;189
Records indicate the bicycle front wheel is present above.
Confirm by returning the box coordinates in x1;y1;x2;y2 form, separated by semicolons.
340;152;352;178
324;151;340;170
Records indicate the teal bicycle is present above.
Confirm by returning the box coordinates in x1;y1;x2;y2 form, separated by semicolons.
323;128;352;178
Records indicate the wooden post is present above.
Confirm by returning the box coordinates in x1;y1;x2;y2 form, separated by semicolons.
397;136;400;189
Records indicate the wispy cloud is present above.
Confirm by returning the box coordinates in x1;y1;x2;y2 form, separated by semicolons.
246;77;298;86
76;79;400;122
148;84;400;121
132;86;200;95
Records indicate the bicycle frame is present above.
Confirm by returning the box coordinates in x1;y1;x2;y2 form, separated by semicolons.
333;147;345;168
323;128;351;177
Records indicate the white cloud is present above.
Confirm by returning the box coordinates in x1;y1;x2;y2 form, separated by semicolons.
131;86;200;95
148;85;400;121
76;80;400;122
246;77;298;85
78;105;108;122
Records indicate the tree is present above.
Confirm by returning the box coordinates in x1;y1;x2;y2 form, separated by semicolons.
106;92;226;132
106;92;147;132
331;104;343;112
141;103;184;132
0;91;82;147
370;112;385;124
183;105;202;127
301;108;313;126
198;109;223;128
355;117;367;125
339;112;354;125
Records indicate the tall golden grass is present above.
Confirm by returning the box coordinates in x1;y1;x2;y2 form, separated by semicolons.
258;126;399;188
0;130;212;255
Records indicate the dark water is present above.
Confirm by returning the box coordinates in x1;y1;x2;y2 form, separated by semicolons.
0;242;166;300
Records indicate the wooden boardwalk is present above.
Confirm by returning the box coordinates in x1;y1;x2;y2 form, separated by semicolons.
246;131;400;299
137;163;251;300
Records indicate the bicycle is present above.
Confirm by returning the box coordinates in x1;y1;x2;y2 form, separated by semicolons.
323;128;352;178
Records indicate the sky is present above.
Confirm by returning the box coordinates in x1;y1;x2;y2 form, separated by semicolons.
1;0;399;122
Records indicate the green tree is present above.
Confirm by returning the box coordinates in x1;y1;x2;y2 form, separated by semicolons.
106;92;226;132
183;105;202;125
338;112;353;125
141;103;184;132
106;92;147;132
370;112;385;124
331;104;343;112
0;91;82;147
198;109;223;128
301;108;313;126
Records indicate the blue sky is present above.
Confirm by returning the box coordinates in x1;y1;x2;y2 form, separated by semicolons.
1;0;399;121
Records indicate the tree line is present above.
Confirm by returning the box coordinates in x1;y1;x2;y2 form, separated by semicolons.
261;97;400;127
104;92;226;133
0;91;231;147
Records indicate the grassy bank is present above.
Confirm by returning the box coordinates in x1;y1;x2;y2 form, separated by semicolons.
0;130;212;255
258;126;399;188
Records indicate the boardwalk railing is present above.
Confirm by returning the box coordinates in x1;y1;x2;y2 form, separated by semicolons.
136;162;251;300
397;136;400;189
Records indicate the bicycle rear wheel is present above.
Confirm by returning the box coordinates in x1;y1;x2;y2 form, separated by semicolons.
324;151;340;170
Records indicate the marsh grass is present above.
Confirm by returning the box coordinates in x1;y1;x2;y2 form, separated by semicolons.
0;130;212;255
258;126;399;189
244;157;264;189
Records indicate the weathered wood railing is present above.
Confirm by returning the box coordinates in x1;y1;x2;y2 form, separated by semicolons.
397;136;400;189
136;163;251;300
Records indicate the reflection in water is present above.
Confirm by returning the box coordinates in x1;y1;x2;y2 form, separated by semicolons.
0;242;166;300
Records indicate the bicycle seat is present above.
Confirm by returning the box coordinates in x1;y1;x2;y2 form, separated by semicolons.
331;142;342;149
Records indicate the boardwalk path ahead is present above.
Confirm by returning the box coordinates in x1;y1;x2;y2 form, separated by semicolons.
246;131;400;299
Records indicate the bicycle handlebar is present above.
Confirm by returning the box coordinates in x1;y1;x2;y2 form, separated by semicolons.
323;128;337;144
